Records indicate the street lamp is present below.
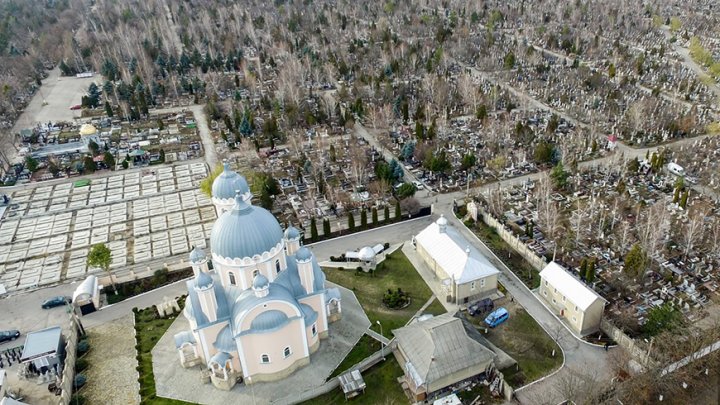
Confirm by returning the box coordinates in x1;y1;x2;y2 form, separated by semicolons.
377;320;385;360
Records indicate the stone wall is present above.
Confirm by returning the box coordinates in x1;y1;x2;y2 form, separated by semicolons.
58;315;82;405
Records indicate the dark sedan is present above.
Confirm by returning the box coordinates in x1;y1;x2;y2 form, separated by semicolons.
0;330;20;343
41;296;72;309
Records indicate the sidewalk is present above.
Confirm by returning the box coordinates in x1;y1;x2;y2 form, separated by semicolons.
401;243;459;314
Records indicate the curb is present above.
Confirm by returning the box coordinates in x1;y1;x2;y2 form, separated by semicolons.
305;216;431;247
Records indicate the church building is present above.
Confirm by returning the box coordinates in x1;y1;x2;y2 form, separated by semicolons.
174;162;342;390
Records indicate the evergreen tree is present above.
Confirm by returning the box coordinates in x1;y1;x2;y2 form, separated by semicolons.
25;156;39;172
384;205;390;223
586;259;596;283
624;244;645;277
104;101;113;117
323;218;331;236
83;156;97;173
579;258;588;280
361;209;368;229
680;190;689;209
372;207;378;225
103;152;115;170
310;217;318;241
395;200;401;219
348;212;355;231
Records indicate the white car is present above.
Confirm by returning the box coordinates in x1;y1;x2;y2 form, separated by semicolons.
412;181;424;190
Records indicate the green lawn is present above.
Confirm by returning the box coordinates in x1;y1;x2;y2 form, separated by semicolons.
134;299;194;404
329;334;381;378
306;357;408;405
471;221;541;289
324;250;440;338
481;305;562;387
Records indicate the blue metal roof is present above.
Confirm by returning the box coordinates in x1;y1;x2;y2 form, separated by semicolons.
210;195;284;260
174;331;196;348
213;325;235;352
211;162;250;200
209;351;233;366
185;273;231;329
250;310;290;331
300;303;318;326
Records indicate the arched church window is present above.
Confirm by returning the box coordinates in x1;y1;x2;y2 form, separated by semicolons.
229;272;236;285
261;354;270;363
276;260;281;274
253;269;259;278
283;346;291;358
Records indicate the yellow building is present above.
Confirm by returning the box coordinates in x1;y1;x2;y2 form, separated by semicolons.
539;262;607;336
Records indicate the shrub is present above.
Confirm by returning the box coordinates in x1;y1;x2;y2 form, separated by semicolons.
76;340;90;356
75;358;89;372
383;288;409;309
384;242;390;250
70;394;86;405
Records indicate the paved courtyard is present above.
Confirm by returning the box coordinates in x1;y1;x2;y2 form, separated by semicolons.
151;282;370;405
0;162;216;292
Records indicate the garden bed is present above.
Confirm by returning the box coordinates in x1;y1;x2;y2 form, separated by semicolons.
106;269;192;305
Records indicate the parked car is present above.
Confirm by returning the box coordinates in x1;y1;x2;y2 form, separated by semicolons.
484;307;509;328
69;104;82;110
468;298;494;317
41;296;71;309
0;330;20;343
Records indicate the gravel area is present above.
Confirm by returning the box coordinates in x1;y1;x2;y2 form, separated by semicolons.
82;314;139;404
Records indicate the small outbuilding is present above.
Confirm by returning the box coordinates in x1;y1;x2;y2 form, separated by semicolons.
73;275;100;315
338;369;367;399
20;327;65;376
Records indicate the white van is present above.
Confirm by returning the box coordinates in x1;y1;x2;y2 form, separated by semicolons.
667;163;685;177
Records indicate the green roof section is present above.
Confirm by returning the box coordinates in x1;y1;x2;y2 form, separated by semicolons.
73;179;91;187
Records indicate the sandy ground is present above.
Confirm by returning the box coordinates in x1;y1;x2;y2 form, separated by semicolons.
81;314;139;404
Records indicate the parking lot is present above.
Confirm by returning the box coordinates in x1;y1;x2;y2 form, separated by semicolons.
0;162;216;293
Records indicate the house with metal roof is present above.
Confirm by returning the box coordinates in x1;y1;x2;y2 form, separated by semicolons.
539;262;607;336
20;327;65;375
392;313;498;402
414;215;500;305
174;164;341;390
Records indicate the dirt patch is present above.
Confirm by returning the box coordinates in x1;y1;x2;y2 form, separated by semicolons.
81;314;139;404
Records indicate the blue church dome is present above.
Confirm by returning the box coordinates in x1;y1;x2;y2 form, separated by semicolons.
295;247;313;262
189;246;207;263
252;273;269;289
195;271;213;289
284;226;301;240
211;162;250;200
210;195;284;260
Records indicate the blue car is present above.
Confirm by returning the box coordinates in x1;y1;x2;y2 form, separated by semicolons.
484;307;509;328
41;296;72;309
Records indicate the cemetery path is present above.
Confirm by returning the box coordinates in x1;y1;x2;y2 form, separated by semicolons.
661;26;720;100
151;104;219;168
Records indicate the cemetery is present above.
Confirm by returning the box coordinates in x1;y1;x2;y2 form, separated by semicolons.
0;162;215;293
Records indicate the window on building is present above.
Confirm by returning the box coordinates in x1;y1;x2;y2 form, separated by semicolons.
229;272;236;286
575;305;578;312
562;296;566;302
554;288;557;293
481;278;485;288
312;324;317;336
283;346;291;358
552;298;556;304
543;291;547;297
253;269;259;278
544;280;548;286
572;316;577;322
470;281;476;290
276;260;281;274
261;354;270;363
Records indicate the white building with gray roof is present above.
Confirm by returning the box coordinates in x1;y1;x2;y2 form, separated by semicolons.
174;165;341;390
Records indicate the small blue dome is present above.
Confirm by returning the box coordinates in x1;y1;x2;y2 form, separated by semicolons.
189;246;206;263
210;195;284;260
211;162;250;200
250;310;289;331
295;247;312;262
209;351;232;366
252;273;269;289
284;226;301;240
195;271;213;289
